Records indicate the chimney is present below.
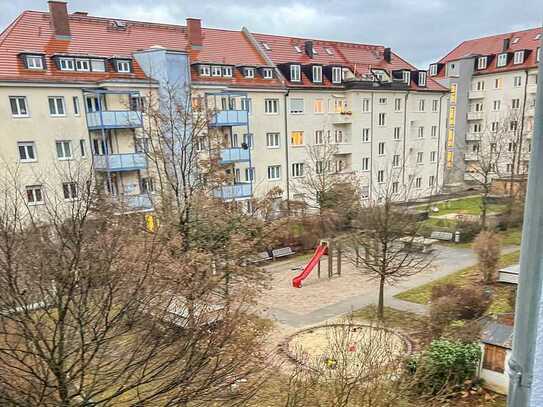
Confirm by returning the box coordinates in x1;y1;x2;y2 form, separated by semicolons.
383;47;392;63
305;41;314;59
187;18;203;48
503;38;511;51
48;1;71;39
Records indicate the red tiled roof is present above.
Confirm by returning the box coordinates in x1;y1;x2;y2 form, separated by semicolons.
436;27;542;76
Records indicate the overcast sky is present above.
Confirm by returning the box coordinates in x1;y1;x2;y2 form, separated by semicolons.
1;1;541;67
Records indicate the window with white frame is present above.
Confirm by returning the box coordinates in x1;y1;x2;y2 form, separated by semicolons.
62;182;77;200
264;98;279;114
312;65;322;83
294;45;302;53
267;165;281;180
243;133;253;149
48;97;65;116
223;66;233;77
315;130;325;144
429;64;438;76
291;163;304;177
244;67;255;78
361;157;370;171
392;181;399;194
477;56;488;70
362;98;371;112
377;170;384;183
475;80;485;91
512;98;521;109
58;58;75;71
491;121;499;132
262;68;273;79
245;167;255;182
199;65;210;76
72;96;80;116
290;65;301;82
394;98;401;111
332;67;342;84
56;140;72;160
430;151;437;162
80;139;86;157
211;66;222;76
334;129;346;143
417;151;424;163
379;97;387;105
392;154;400;167
497;53;508;67
335;159;346;173
403;70;411;84
26;185;44;205
289;98;305;114
431;125;437;138
418;99;425;112
537;47;541;63
362;128;371;142
418;71;427;86
473;123;482;133
241;98;252;113
378;142;385;155
91;59;106;72
18;142;36;162
393;127;401;140
26;55;43;70
76;59;90;71
415;177;422;189
116;60;131;73
378;112;386;126
9;96;28;117
429;175;435;187
513;50;525;65
266;132;280;148
514;75;522;87
314;99;324;113
361;185;369;199
493;100;501;111
417;126;425;138
432;99;439;112
494;78;503;89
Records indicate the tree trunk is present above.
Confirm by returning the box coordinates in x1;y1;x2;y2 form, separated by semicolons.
377;275;386;320
481;191;489;230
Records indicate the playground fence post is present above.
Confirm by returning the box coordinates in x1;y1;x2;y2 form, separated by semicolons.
337;245;342;276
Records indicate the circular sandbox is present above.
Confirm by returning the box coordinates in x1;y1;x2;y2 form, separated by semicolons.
284;324;411;373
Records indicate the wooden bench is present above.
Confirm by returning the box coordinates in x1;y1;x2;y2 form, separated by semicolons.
399;236;437;253
430;231;454;241
272;247;296;259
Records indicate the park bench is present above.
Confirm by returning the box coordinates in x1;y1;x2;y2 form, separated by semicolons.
272;247;296;259
248;251;273;264
430;231;454;241
399;236;437;254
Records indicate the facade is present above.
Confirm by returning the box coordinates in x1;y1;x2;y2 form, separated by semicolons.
0;1;448;216
429;28;541;190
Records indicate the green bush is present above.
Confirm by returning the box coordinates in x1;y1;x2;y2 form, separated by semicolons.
408;340;481;396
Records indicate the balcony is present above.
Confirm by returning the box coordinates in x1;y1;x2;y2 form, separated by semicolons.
465;132;481;141
119;194;153;212
330;112;353;124
528;84;538;94
86;110;143;130
210;110;248;127
468;91;485;99
94;153;147;172
464;152;479;161
333;143;352;155
220;148;250;164
214;183;252;200
467;112;483;121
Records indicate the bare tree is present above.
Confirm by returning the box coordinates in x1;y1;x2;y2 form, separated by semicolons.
473;230;502;283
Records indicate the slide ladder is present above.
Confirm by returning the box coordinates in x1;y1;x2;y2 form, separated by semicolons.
292;244;328;288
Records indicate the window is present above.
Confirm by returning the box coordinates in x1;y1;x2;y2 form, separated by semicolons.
510;121;518;131
264;98;279;114
262;68;273;79
243;133;254;149
378;113;386;126
377;170;384;183
80;139;86;157
362;128;371;142
431;125;437;138
223;66;233;77
334;129;346;143
18;142;36;162
514;75;522;87
91;59;106;72
62;182;77;200
494;78;503;89
512;98;521;109
474;102;484;112
429;175;435;187
475;80;485;91
76;59;90;71
333;99;346;113
429;64;438;76
415;177;422;188
59;57;75;71
335;159;346;173
361;157;370;171
9;96;28;117
493;100;501;111
506;163;513;173
312;65;322;83
491;121;499;132
392;154;400;167
538;47;541;63
497;53;508;67
483;344;506;373
199;65;210;76
513;50;525;65
72;96;80;116
48;97;65;116
244;67;255;78
244;168;255;182
417;151;424;163
116;60;131;73
291;163;304;177
316;160;327;174
266;132;280;148
314;99;324;113
211;66;222;77
261;42;271;50
26;55;43;70
418;71;427;86
362;98;371;112
417;126;425;139
267;165;281;180
241;98;252;113
392;182;399;194
290;65;301;82
314;130;325;145
394;98;402;112
378;142;385;155
430;151;437;162
474;123;482;133
289;98;304;114
332;67;342;84
26;185;44;205
393;127;401;140
432;99;439;112
418;99;425;112
290;131;304;146
477;56;488;70
403;70;411;84
378;97;387;105
56;141;72;160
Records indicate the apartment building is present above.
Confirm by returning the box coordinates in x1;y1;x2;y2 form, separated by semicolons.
0;1;448;215
429;28;541;190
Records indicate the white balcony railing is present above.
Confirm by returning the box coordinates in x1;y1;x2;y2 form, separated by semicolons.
465;132;482;141
86;110;143;130
94;153;147;171
468;91;485;99
467;112;484;121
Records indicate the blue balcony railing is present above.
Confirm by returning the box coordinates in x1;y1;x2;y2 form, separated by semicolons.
121;194;153;211
214;183;252;200
94;153;148;172
210;110;248;127
86;110;143;130
220;148;250;164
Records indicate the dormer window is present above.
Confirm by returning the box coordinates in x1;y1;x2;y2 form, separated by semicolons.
497;53;508;67
332;67;342;84
244;67;255;78
59;58;75;71
91;59;105;72
373;70;386;82
25;55;44;70
429;64;438;76
312;65;322;83
290;65;301;82
418;71;427;87
403;71;411;84
477;56;488;70
199;65;210;76
261;42;271;50
513;50;525;65
294;45;302;53
76;59;90;71
223;66;233;77
262;68;273;79
325;47;333;55
116;60;131;73
211;66;222;77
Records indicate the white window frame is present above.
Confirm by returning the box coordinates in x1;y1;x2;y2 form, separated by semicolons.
362;128;371;142
377;170;384;184
417;151;424;164
432;99;439;112
415;177;422;189
26;55;43;70
244;67;255;78
56;140;72;160
315;130;324;145
429;64;438;76
512;98;521;109
264;98;279;114
289;98;305;114
431;125;437;138
116;60;131;73
62;182;78;201
332;67;342;84
418;71;427;87
361;157;370;171
9;96;29;117
223;66;233;77
392;154;400;168
477;56;488;70
262;68;273;79
80;139;86;158
72;96;80;116
58;58;75;71
497;53;508;67
394;98;401;112
91;59;106;72
26;185;44;205
514;76;523;87
513;50;525;65
378;142;385;156
313;99;324;114
18;142;37;162
291;162;304;178
378;97;387;105
418;99;425;112
403;70;411;84
378;112;386;126
199;65;210;76
312;65;322;83
393;127;401;140
362;98;371;112
290;65;301;82
48;96;66;117
211;66;222;77
267;165;281;180
430;151;437;163
75;59;90;71
417;126;425;139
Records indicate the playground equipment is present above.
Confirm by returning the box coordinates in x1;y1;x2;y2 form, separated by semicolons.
292;239;343;288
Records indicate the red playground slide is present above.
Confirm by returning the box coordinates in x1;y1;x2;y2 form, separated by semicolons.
292;244;328;288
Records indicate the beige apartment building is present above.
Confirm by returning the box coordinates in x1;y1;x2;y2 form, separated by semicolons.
0;1;448;216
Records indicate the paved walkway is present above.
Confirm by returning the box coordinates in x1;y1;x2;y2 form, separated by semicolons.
258;245;519;328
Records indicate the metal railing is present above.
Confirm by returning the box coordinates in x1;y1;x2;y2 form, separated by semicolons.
220;148;250;164
210;110;249;127
213;183;252;200
94;153;147;171
87;110;143;129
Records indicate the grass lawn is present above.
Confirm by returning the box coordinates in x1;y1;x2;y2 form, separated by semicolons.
418;196;507;217
394;251;520;314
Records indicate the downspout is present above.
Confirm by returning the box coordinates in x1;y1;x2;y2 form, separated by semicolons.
435;93;446;196
402;91;410;200
284;89;291;204
369;92;374;201
517;69;529;176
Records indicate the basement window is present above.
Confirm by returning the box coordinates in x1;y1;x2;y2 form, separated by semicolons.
25;55;44;70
